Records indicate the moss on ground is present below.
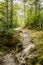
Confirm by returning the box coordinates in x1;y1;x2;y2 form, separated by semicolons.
26;29;43;65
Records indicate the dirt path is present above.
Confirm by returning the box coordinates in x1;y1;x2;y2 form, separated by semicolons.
15;29;35;65
0;29;35;65
0;53;16;65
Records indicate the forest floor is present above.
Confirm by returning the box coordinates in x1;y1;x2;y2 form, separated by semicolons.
28;29;43;47
21;28;43;65
0;28;43;65
0;28;35;65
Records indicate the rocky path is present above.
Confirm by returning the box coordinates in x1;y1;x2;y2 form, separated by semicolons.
0;52;17;65
0;29;35;65
15;29;35;65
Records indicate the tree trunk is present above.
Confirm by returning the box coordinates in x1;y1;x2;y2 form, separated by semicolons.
38;5;42;30
10;0;13;28
5;0;9;28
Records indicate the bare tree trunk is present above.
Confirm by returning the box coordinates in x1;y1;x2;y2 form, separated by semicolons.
5;0;9;28
24;3;26;27
34;0;38;28
38;5;42;30
10;0;13;28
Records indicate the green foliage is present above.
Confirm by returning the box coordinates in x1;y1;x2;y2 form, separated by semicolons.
38;56;43;64
0;0;43;65
26;30;43;65
0;51;3;56
0;1;21;50
26;55;43;65
25;0;43;30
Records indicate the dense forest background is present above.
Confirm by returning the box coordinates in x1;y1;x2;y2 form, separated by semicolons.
0;0;43;65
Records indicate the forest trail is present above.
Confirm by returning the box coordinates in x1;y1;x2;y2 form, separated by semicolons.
0;28;35;65
15;29;35;65
0;53;17;65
